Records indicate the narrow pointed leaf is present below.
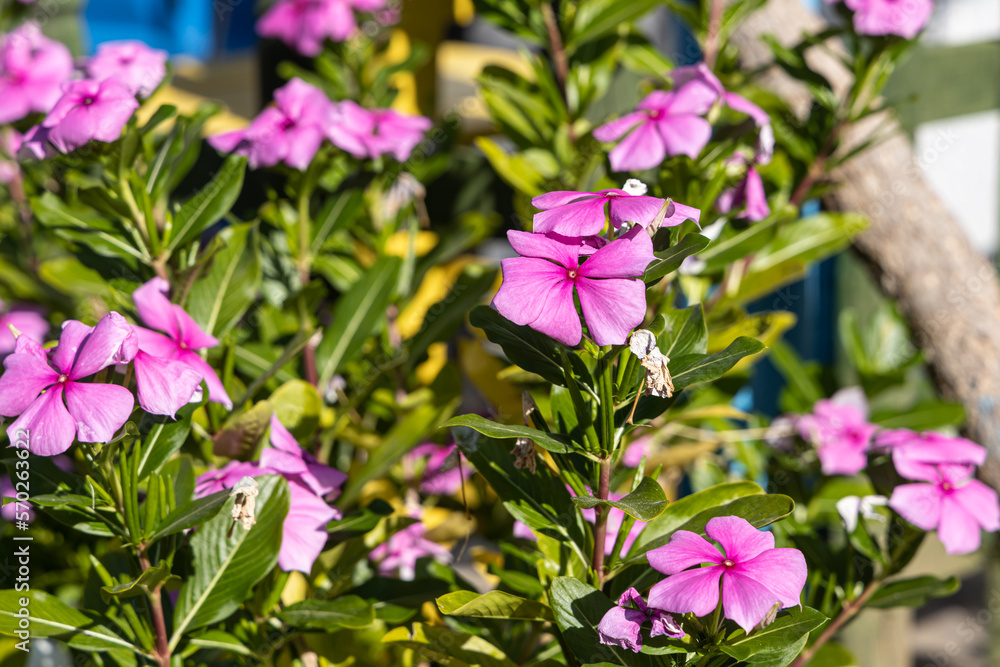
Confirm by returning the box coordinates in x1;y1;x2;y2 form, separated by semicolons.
444;414;575;453
573;477;668;521
437;590;554;621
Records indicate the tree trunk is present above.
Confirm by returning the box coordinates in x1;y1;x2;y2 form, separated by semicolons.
731;0;1000;488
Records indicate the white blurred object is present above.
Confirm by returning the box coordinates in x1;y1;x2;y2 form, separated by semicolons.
923;0;1000;45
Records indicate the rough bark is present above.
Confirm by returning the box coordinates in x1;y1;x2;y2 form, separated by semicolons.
731;0;1000;488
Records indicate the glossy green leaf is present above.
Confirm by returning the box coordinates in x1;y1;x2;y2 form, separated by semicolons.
100;561;173;603
868;576;960;609
149;490;230;542
171;475;289;643
316;256;401;386
659;304;708;358
670;336;765;388
187;222;262;337
136;413;193;481
168;154;246;251
436;590;554;621
719;606;827;666
644;233;710;284
573;477;668;522
277;596;375;630
382;622;518;667
444;414;575;454
0;590;138;655
569;0;662;49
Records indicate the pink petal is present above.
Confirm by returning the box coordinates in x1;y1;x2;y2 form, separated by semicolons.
260;448;310;476
647;530;723;575
135;327;179;358
493;257;583;346
721;569;783;633
269;413;302;453
668;78;720;115
133;351;202;417
50;320;94;376
7;387;76;456
889;483;942;531
208;129;247;155
661;202;702;227
937;494;982;555
507;230;580;268
532;197;609;236
817;441;868;476
597;605;646;652
579;226;654;279
0;348;58;416
670;64;724;97
133;278;179;338
607;194;668;229
656;116;713;160
648;566;723;617
593;112;646;143
175;349;232;409
705;516;775;563
733;547;807;608
532;190;600;210
723;92;769;126
278;481;339;573
283;125;325;170
64;381;134;443
608;119;666;172
70;312;138;379
649;609;685;639
952;479;1000;532
576;277;647;346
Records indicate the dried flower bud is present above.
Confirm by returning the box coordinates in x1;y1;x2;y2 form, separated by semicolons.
229;476;259;532
754;603;780;632
510;437;537;474
629;330;674;398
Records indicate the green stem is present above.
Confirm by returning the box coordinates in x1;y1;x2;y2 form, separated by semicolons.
591;458;611;589
789;579;881;667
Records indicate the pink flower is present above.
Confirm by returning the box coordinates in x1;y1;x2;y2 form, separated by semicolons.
0;313;138;456
598;587;684;653
86;40;168;98
671;63;770;127
530;181;700;237
369;517;453;581
327;100;431;162
0;22;73;125
622;436;651;468
196;417;346;573
257;0;387;57
209;78;335;170
717;165;770;222
131;278;232;410
875;429;986;470
593;80;717;170
40;79;139;154
0;299;48;356
492;226;654;346
797;387;876;476
889;456;999;555
407;443;467;495
842;0;933;39
648;516;807;632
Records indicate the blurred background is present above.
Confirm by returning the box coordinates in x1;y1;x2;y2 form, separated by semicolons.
19;0;1000;664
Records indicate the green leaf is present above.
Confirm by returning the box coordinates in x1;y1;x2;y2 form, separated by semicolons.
309;188;365;254
436;590;554;621
168;155;246;251
670;336;765;388
444;414;575;454
382;622;518;667
628;482;765;556
188;630;254;657
277;596;375;630
573;477;668;522
149;490;230;542
569;0;661;49
100;561;173;603
0;590;139;656
549;578;662;667
454;431;589;564
31;192;145;261
659;304;708;358
171;475;289;644
868;576;960;609
871;401;965;431
643;233;710;284
187;222;262;337
719;606;828;666
470;305;593;389
316;256;401;386
136;414;192;481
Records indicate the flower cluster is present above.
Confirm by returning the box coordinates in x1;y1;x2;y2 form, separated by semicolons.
209;78;431;169
0;279;229;456
257;0;387;57
493;180;699;347
594;63;771;174
12;38;167;157
369;512;454;581
196;414;347;573
0;23;73;125
782;388;1000;554
598;587;684;652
